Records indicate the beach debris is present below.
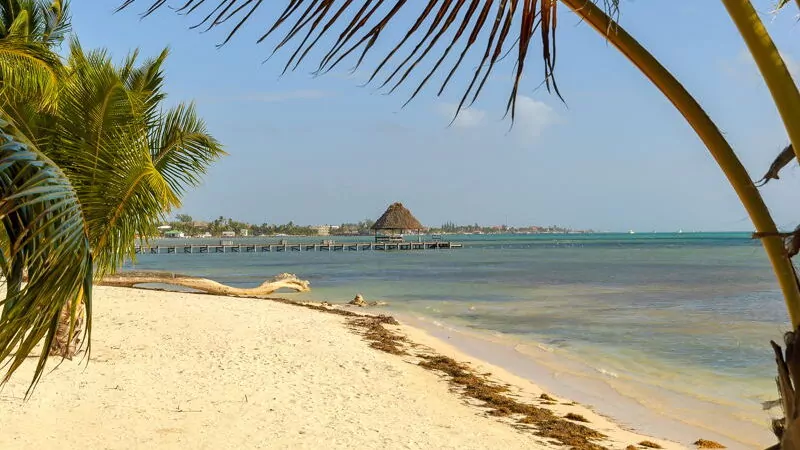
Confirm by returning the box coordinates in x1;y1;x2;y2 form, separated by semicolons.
347;294;388;307
638;441;663;449
346;315;406;355
418;355;607;449
565;413;589;423
626;446;638;450
756;144;794;187
692;439;725;449
210;292;611;450
349;294;367;307
763;398;782;410
99;271;310;296
539;393;556;402
769;329;800;449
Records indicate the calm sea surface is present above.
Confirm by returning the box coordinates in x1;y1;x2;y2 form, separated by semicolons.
125;233;788;446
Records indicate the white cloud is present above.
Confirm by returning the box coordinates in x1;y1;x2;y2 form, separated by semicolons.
436;103;487;128
512;96;559;138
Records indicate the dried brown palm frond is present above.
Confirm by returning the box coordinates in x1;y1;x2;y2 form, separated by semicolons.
116;0;620;120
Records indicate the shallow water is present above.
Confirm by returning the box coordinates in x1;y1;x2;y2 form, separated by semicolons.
126;233;786;447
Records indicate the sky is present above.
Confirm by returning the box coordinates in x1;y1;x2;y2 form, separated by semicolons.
68;1;800;232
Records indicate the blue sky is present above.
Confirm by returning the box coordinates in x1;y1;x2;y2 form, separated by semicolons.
70;1;800;231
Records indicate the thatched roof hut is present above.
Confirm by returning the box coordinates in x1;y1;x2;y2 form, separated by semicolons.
371;202;423;233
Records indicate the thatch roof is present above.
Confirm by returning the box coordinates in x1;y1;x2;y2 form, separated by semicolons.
372;202;423;231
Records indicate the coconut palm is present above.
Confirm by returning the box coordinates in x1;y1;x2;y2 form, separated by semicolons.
0;0;224;390
120;0;800;446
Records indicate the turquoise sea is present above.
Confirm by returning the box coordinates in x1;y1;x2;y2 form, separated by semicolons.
125;232;787;447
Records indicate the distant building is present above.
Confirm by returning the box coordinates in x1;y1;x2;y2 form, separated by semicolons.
164;230;185;238
221;231;236;238
240;229;249;237
314;225;331;236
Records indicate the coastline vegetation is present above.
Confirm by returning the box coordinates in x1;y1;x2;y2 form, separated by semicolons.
164;215;585;238
0;0;223;388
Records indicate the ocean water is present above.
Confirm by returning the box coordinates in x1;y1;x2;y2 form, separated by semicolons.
125;233;788;447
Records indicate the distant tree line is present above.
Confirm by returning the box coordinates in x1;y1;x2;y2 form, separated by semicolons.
432;222;579;234
165;216;582;237
167;215;319;237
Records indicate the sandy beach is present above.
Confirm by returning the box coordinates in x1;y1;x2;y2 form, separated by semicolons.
0;286;693;449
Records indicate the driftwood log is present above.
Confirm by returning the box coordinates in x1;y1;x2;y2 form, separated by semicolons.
47;272;310;359
769;331;800;450
98;271;311;297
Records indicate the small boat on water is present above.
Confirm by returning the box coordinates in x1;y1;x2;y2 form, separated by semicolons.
629;230;635;234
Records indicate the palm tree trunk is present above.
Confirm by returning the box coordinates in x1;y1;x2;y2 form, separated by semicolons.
719;0;800;164
771;332;800;449
560;0;800;328
559;2;800;447
49;299;85;359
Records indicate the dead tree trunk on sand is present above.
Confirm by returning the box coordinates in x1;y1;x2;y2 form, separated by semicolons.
769;331;800;450
97;271;311;297
49;272;310;359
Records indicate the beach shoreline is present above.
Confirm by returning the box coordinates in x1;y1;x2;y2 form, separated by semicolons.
394;313;769;448
0;286;700;450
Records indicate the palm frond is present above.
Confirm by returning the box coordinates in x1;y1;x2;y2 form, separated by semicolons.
47;42;221;275
48;43;172;275
118;0;620;119
1;1;69;45
0;127;92;394
121;47;169;131
78;128;179;274
150;102;225;196
0;37;62;109
40;0;71;47
775;0;797;11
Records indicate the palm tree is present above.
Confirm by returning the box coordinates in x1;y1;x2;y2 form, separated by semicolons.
0;0;224;390
119;0;800;446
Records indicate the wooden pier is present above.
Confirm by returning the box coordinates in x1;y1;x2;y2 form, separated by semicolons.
134;241;462;255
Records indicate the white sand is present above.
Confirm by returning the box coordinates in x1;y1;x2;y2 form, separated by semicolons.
0;287;684;449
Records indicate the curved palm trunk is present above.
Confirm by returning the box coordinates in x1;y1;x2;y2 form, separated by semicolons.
559;0;800;327
558;2;800;447
720;0;800;164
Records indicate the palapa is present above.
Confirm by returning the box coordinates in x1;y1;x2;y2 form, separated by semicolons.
371;202;423;232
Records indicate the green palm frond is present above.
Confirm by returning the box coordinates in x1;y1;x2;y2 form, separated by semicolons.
49;43;167;274
0;3;221;388
75;127;179;274
118;0;620;120
40;0;70;47
121;47;169;130
0;127;92;394
0;37;61;110
46;42;221;275
151;102;225;196
1;1;70;45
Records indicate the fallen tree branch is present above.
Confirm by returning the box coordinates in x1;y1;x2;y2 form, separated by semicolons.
98;271;310;297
